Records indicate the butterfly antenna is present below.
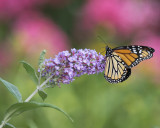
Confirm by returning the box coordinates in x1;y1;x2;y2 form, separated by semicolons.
98;47;106;55
97;35;108;46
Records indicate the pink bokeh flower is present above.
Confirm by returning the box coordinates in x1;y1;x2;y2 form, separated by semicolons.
78;0;159;36
0;0;46;19
0;0;70;19
133;33;160;84
12;11;70;57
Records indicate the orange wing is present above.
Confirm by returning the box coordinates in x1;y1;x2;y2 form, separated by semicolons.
113;46;155;68
104;55;131;83
113;49;138;66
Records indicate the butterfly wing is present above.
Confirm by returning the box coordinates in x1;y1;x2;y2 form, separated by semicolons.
112;45;155;68
104;53;131;83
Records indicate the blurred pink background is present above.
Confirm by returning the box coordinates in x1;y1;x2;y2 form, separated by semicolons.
0;0;159;83
0;1;160;128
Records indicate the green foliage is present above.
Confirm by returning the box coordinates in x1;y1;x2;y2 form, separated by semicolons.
0;77;22;102
38;50;46;70
0;52;74;127
38;90;47;101
3;102;73;124
20;61;38;85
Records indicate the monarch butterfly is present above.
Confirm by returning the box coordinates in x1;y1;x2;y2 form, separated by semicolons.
104;45;155;83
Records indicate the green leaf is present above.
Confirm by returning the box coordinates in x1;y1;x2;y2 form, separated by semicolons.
3;102;73;123
4;123;16;128
38;90;47;101
27;120;38;128
20;61;38;85
38;50;46;68
0;77;22;102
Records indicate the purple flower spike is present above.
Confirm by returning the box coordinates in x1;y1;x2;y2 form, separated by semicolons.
40;49;106;86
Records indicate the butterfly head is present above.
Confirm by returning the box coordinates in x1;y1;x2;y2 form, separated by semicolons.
105;46;112;57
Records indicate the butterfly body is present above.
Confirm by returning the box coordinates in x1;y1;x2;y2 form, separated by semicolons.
104;45;155;83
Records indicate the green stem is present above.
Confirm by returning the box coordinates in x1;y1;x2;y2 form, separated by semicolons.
38;71;42;86
0;121;5;128
25;75;53;102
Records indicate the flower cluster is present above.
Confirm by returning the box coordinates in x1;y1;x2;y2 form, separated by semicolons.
40;48;106;86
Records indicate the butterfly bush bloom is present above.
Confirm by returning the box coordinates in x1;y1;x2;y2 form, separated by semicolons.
40;48;105;86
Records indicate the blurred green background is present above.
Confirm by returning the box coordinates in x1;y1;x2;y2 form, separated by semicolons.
0;0;160;128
